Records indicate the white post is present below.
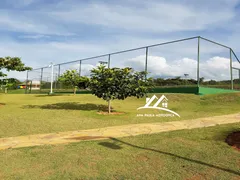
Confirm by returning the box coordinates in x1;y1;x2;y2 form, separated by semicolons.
50;62;54;94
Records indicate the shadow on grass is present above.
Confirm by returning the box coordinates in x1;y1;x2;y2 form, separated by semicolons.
213;128;240;141
99;137;240;176
34;94;68;97
98;142;123;149
23;102;113;111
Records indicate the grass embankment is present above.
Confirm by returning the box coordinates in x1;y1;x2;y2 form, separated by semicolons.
0;123;239;179
0;93;239;138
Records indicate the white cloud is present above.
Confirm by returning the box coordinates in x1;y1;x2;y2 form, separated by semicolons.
3;35;240;81
0;38;107;80
1;0;240;81
204;57;230;69
79;64;96;76
0;0;238;36
62;63;97;77
19;34;50;39
14;0;35;6
0;10;74;36
4;0;36;8
49;0;237;33
124;55;240;81
0;38;107;66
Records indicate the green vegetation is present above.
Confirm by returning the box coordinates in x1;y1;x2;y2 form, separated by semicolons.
153;76;240;89
153;77;198;86
0;56;31;77
5;89;26;94
0;93;240;138
199;87;239;95
0;78;22;91
0;56;31;93
89;65;152;113
0;123;239;179
0;92;239;179
58;69;89;94
19;76;239;95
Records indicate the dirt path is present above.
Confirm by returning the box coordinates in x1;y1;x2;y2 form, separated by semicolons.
0;113;240;151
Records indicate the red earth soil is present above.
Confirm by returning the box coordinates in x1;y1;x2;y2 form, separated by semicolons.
225;131;240;151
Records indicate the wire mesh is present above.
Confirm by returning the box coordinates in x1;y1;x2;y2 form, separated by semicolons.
148;38;198;88
232;51;240;90
25;37;240;94
199;38;232;89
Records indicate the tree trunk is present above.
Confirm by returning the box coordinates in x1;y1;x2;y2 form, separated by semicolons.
108;100;111;114
73;86;76;95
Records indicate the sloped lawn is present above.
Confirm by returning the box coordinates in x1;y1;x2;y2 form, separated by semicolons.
0;93;239;137
0;123;239;179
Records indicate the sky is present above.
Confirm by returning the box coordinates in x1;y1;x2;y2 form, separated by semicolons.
1;0;240;81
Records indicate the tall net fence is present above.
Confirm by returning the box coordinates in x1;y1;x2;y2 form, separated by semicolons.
232;51;240;90
26;36;240;94
199;38;231;89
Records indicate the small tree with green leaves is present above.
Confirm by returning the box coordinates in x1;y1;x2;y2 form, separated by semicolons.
89;65;153;114
58;70;89;94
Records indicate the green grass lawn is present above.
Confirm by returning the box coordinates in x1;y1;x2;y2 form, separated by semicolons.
0;93;240;138
0;93;239;179
0;123;239;179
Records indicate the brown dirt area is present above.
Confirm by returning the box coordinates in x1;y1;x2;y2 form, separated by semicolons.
97;111;125;115
226;131;240;151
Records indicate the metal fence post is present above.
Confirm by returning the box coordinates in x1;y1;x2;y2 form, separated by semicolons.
145;47;148;80
239;70;240;82
79;60;82;76
58;65;61;77
108;54;111;68
58;65;61;90
40;68;43;92
197;37;200;87
25;71;29;94
230;49;233;90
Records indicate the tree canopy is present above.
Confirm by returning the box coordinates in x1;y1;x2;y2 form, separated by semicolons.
58;70;89;94
89;65;153;113
0;78;21;91
0;57;32;77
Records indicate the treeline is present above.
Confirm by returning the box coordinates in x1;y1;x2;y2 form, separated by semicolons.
153;77;197;86
153;77;240;86
2;76;239;92
0;78;22;90
42;77;240;90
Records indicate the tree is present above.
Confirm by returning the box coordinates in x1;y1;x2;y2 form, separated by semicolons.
0;57;32;77
58;70;89;94
89;65;153;114
0;78;22;93
199;77;204;84
0;57;31;93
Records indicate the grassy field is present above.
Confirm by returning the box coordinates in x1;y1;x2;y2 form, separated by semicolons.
0;93;240;138
0;123;239;179
0;93;239;179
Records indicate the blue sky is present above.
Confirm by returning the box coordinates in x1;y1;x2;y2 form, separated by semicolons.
1;0;240;80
